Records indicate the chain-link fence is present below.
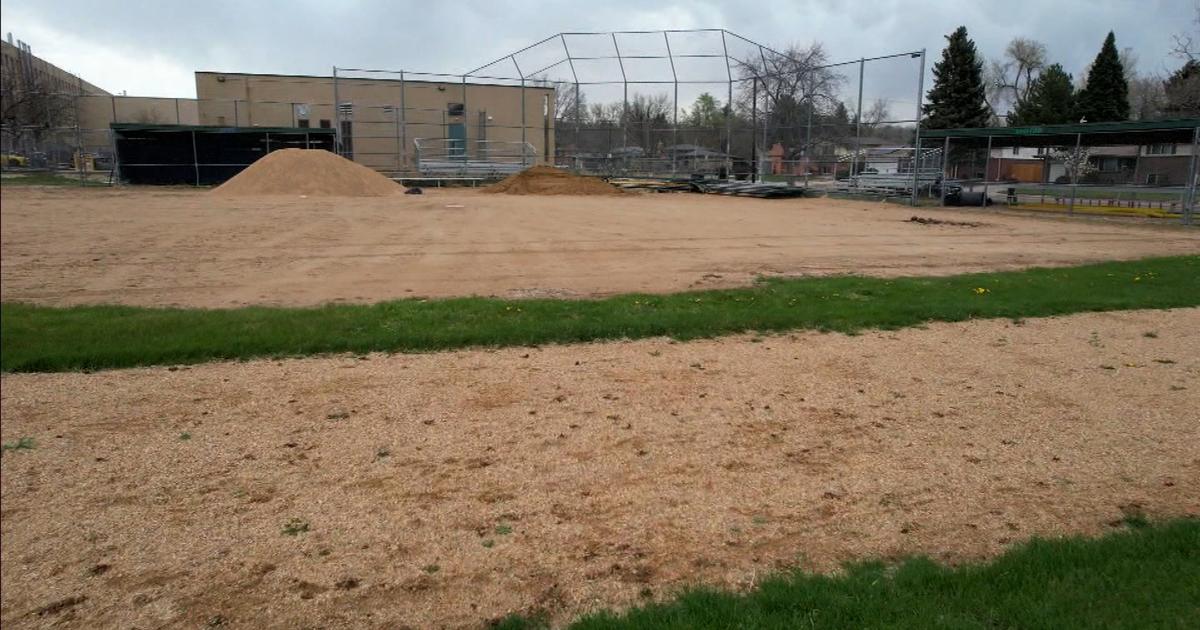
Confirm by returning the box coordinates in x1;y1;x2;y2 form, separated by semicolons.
923;122;1199;223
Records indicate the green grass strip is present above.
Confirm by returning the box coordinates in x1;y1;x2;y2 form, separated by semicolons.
495;519;1200;630
2;256;1197;373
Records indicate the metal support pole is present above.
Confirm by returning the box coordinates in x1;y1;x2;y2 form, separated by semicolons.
751;77;758;182
1185;126;1198;225
940;136;950;206
265;130;270;155
74;77;84;185
664;32;678;175
394;104;401;173
612;33;628;154
910;49;926;207
520;78;527;166
805;75;813;188
191;130;200;187
1069;132;1081;214
560;33;581;165
721;30;734;178
461;75;468;158
399;70;407;168
110;95;117;123
852;58;864;183
305;131;310;149
332;66;341;156
981;134;992;207
175;98;181;124
109;127;121;185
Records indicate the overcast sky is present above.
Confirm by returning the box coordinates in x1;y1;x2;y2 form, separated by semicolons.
2;0;1195;116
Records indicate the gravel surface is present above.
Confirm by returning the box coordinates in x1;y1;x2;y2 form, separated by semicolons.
3;186;1197;308
2;309;1197;628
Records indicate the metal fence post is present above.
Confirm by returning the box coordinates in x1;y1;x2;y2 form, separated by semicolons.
191;129;200;187
1069;132;1081;214
852;58;864;185
981;134;992;207
940;136;950;206
399;71;408;168
664;32;678;175
332;66;341;155
910;49;926;207
721;30;734;178
1184;126;1199;225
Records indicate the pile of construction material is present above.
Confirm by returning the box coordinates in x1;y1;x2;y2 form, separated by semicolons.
484;165;623;195
213;149;401;197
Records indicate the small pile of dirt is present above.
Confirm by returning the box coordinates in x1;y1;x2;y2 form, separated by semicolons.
213;149;400;197
484;165;623;196
908;215;983;227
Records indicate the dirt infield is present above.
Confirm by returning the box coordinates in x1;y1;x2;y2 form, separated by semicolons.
2;309;1197;628
2;186;1198;308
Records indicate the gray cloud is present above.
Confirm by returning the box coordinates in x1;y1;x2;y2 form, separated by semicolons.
2;0;1192;116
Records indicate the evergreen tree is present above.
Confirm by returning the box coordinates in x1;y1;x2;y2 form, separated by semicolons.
1075;32;1130;122
1008;64;1076;125
923;26;992;129
1163;60;1200;117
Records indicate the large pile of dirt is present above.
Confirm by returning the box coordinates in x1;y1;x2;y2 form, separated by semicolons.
213;149;400;197
484;165;623;195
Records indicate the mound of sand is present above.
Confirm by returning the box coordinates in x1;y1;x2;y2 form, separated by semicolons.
484;165;622;195
213;149;400;197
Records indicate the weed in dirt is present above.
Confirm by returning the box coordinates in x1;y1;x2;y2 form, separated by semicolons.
1143;331;1159;338
179;432;191;441
648;350;661;357
2;437;35;451
482;539;495;548
751;516;769;526
375;447;391;460
422;564;440;574
282;518;310;536
3;256;1199;372
495;524;513;536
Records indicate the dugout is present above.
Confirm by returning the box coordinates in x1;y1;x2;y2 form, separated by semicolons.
111;123;336;185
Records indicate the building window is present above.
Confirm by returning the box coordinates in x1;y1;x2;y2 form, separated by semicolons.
319;119;331;128
1146;143;1176;155
447;102;465;116
297;119;310;128
1012;146;1020;155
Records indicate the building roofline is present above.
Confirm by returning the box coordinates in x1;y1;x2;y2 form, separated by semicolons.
194;70;555;91
921;118;1200;139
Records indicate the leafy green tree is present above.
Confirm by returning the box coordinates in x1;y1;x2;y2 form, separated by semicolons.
1075;32;1130;122
683;93;725;128
1008;64;1076;125
923;26;992;129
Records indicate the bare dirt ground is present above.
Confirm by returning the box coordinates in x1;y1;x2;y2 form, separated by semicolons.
2;186;1197;308
2;309;1197;629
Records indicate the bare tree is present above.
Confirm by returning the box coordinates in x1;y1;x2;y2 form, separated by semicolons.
1171;1;1200;61
730;42;844;150
860;98;890;132
0;65;78;155
531;77;585;124
1128;74;1166;120
623;92;671;150
987;37;1047;116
